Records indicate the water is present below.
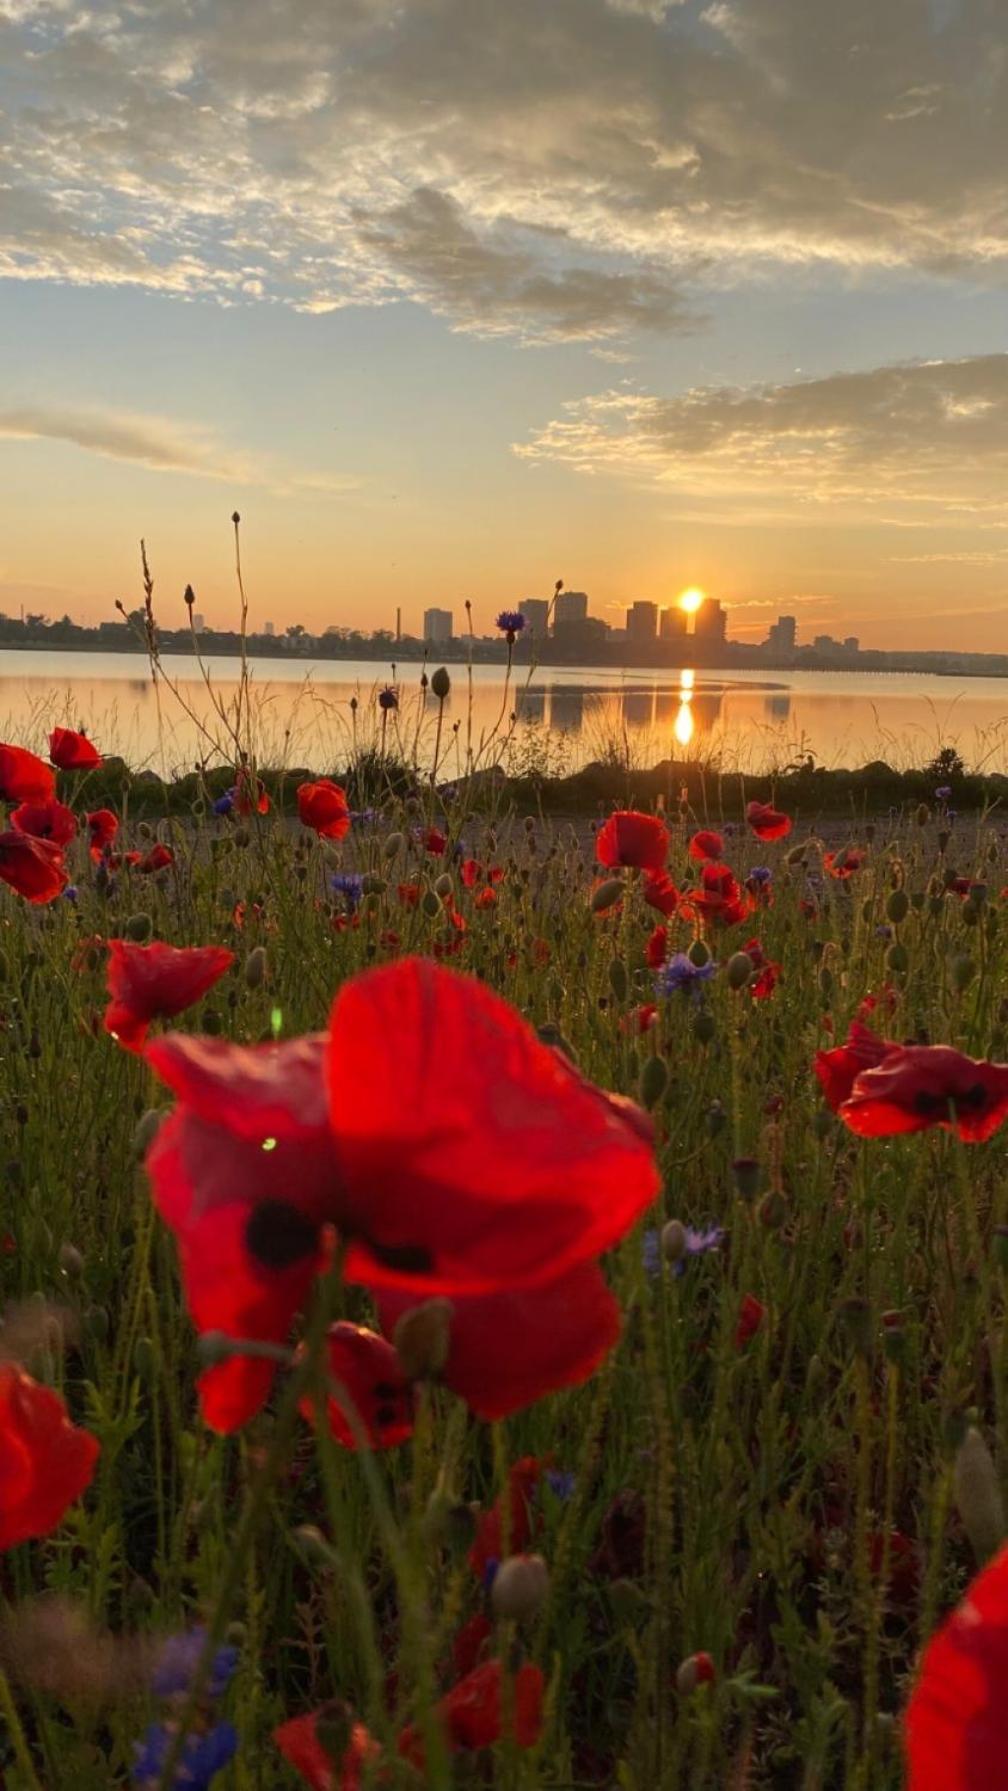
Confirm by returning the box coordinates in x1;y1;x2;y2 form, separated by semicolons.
3;649;1008;777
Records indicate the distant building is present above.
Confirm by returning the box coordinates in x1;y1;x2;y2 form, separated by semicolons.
193;614;205;631
423;607;454;644
766;615;797;652
554;590;589;626
626;601;659;644
519;597;551;636
264;621;275;637
659;606;688;641
693;598;727;644
843;636;859;653
553;615;608;656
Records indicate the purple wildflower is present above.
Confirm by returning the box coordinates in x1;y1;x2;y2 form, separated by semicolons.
671;1225;726;1279
133;1721;236;1788
212;792;234;817
151;1629;238;1701
747;866;772;888
330;871;364;912
935;785;952;801
655;953;717;997
496;610;526;638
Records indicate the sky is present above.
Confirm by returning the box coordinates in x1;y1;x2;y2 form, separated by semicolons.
1;0;1007;649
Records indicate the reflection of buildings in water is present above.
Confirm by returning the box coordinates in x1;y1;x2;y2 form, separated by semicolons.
515;686;547;724
765;692;792;723
548;685;585;732
691;691;724;734
621;688;654;729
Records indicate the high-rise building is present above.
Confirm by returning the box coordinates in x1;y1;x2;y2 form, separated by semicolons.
554;590;589;625
626;601;659;644
766;615;797;652
518;598;550;636
193;614;205;631
423;607;454;644
693;598;727;644
264;620;275;637
843;636;859;654
659;606;688;641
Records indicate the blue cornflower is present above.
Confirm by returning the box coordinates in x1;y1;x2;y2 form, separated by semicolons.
935;785;952;801
546;1469;576;1502
747;866;772;888
672;1225;726;1278
330;872;364;912
655;953;717;997
151;1629;238;1701
378;687;399;712
440;782;459;804
212;792;234;817
350;807;377;826
496;610;526;638
133;1721;236;1789
63;885;78;903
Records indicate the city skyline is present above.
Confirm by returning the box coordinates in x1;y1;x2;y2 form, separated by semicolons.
3;3;1008;649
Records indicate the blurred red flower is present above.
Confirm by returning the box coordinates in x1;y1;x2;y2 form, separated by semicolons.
297;779;351;840
824;848;866;879
645;925;667;969
399;1660;543;1769
86;808;119;861
233;770;270;815
462;859;504;888
904;1542;1008;1791
49;727;101;771
643;870;680;917
397;883;421;907
746;800;791;841
814;1021;896;1112
298;1321;414;1450
682;864;752;928
0;1365;99;1548
470;1456;544;1577
423;828;447;856
0;743;55;803
104;939;234;1053
11;798;78;845
734;1293;766;1349
475;887;497;909
743;938;780;1000
842;1045;1008;1143
274;1708;379;1791
137;843;175;874
597;811;669;871
621;1003;658;1035
688;829;723;862
0;830;67;903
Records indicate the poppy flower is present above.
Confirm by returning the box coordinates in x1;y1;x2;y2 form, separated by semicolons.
904;1541;1008;1790
11;797;78;846
104;940;235;1053
688;829;723;863
743;938;780;1000
298;1321;414;1450
682;863;752;928
746;800;791;842
274;1708;380;1791
734;1293;766;1349
841;1046;1008;1144
643;870;680;917
144;959;658;1429
138;843;174;874
297;780;351;841
0;830;68;904
461;860;504;889
621;1003;658;1035
0;743;55;803
423;828;447;856
399;1660;543;1769
824;848;866;879
470;1456;544;1577
645;925;667;969
0;1364;100;1548
377;1259;621;1423
49;727;101;771
814;1021;896;1112
596;811;669;872
86;808;119;861
397;883;421;908
232;771;269;815
453;1613;493;1678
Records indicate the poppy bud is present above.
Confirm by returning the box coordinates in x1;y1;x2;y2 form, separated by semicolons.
836;1296;873;1359
971;883;988;906
58;1242;84;1279
133;1108;163;1157
361;873;386;896
817;967;833;1001
692;1011;716;1045
915;804;930;826
491;1553;549;1622
885;943;909;974
676;1652;716;1695
608;1577;653;1623
954;1427;1006;1565
138;821;153;840
886;890;909;923
434;872;453;898
421;889;442;918
125;911;152;942
726;951;753;990
785;844;807;866
431;666;451;700
609;957;628;1002
591;877;623;913
911;890;926;910
383;831;405;858
989;842;1000;864
661;1219;686;1263
245;946;268;988
232;826;249;848
688;939;710;968
393;1298;454;1380
757;1189;787;1230
732;1157;761;1200
952;954;976;992
0;950;9;983
961;898;980;925
292;1524;333;1562
639;1054;668;1109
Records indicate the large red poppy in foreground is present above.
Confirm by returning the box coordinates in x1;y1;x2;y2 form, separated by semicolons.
905;1544;1008;1790
746;800;791;841
49;727;102;770
0;1365;99;1549
297;779;351;840
596;811;669;871
11;798;77;845
145;958;657;1429
814;1021;897;1112
0;744;55;803
841;1045;1008;1143
104;940;235;1052
0;831;67;903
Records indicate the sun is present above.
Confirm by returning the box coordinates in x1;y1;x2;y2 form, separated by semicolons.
678;587;706;614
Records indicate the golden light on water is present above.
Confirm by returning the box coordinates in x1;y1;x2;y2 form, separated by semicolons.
674;666;695;745
678;586;706;614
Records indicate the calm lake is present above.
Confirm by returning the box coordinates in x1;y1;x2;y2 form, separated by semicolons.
4;649;1008;778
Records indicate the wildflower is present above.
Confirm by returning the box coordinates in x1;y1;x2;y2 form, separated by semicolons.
212;792;234;817
935;784;953;801
275;1708;379;1791
645;924;668;969
298;1321;415;1450
12;797;77;845
397;881;421;907
681;863;752;928
655;952;717;996
814;1020;897;1111
461;859;504;888
743;938;780;1000
746;800;792;841
841;1045;1008;1144
496;610;526;644
399;1659;543;1769
422;827;448;856
137;843;174;874
824;848;866;879
734;1293;766;1349
621;1003;658;1035
475;886;497;910
87;808;119;860
49;727;101;771
596;810;670;871
144;958;658;1430
689;829;723;862
0;1364;99;1548
133;1721;236;1788
643;869;680;916
676;1652;717;1695
378;686;398;711
151;1629;238;1701
330;872;364;912
0;830;68;903
377;1260;621;1422
643;1224;723;1278
470;1457;544;1577
0;743;55;803
104;940;234;1053
904;1541;1008;1790
297;779;351;841
231;771;269;816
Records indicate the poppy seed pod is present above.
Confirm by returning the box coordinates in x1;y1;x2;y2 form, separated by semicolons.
726;951;754;990
421;889;442;918
676;1652;716;1695
361;873;386;896
954;1427;1006;1565
431;666;451;700
661;1219;687;1263
382;831;405;859
688;939;711;968
393;1298;454;1380
639;1054;668;1109
58;1242;84;1279
434;873;454;898
491;1553;550;1622
886;889;910;923
885;942;909;974
245;946;268;989
591;877;624;913
125;912;152;943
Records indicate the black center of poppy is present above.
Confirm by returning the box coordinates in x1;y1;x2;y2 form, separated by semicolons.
361;1237;434;1273
912;1091;944;1115
245;1200;320;1269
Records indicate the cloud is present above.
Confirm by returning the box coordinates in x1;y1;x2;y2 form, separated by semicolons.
515;353;1008;518
1;0;1007;340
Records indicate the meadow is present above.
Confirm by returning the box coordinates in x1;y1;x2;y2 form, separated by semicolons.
1;685;1007;1788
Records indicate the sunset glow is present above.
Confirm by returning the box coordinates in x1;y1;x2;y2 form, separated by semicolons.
678;589;706;616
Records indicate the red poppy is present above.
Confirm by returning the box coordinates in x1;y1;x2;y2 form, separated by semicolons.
949;877;972;898
399;1660;543;1769
469;1456;543;1577
423;828;447;856
104;940;234;1053
746;800;791;842
144;960;657;1428
596;811;669;871
0;830;67;904
274;1708;380;1791
841;1046;1008;1144
743;938;780;1000
682;863;752;928
688;829;723;862
904;1541;1008;1790
0;1364;100;1548
824;848;866;879
0;743;55;803
49;727;101;771
11;798;78;846
298;1321;414;1450
474;887;497;910
297;780;351;841
734;1293;765;1349
397;883;421;908
453;1613;493;1678
137;843;174;874
856;987;899;1022
814;1021;897;1112
86;808;119;861
461;860;504;888
233;770;270;815
645;925;667;969
643;870;680;917
377;1260;620;1422
621;1003;658;1036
